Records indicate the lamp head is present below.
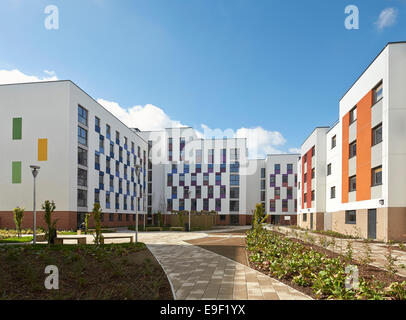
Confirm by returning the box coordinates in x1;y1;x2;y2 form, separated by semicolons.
30;165;40;178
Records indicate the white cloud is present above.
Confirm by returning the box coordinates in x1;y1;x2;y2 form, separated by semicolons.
375;7;398;31
0;69;58;85
0;68;295;159
198;124;288;158
288;148;301;154
97;99;185;131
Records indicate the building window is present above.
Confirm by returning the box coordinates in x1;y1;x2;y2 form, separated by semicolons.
230;174;240;186
349;141;357;158
78;126;88;146
261;168;266;178
287;187;293;199
274;164;280;174
282;199;288;212
230;148;239;162
78;168;87;187
95;117;100;130
275;187;280;199
196;186;201;198
196;149;202;163
304;193;307;203
78;105;88;126
229;200;239;212
230;162;240;173
372;166;382;186
345;210;356;224
260;180;266;190
94;190;100;203
269;200;276;212
78;147;88;166
230;187;239;199
311;146;315;157
287;163;293;174
304;154;307;163
373;81;383;104
208;149;214;164
311;168;315;179
349;175;356;192
349;106;357;123
372;123;382;146
303;213;307;222
77;189;87;207
270;174;276;187
331;186;336;199
311;190;315;201
331;135;336;149
115;131;120;144
327;163;332;176
106;124;111;139
95;154;100;170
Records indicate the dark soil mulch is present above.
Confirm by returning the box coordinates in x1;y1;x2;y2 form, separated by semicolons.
0;243;173;300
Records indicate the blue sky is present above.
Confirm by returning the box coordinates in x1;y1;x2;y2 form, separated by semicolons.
0;0;405;157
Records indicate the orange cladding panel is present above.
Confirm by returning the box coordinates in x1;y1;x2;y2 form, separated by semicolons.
302;157;305;209
306;149;312;208
356;91;372;201
342;113;350;203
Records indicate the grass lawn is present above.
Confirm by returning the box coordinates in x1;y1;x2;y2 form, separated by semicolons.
0;243;173;300
0;236;33;244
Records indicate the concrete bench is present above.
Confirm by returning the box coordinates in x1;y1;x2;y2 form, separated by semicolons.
101;235;134;243
170;227;184;231
54;236;87;245
146;227;163;232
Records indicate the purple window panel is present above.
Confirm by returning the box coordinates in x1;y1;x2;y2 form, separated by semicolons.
215;199;221;211
215;173;221;186
270;174;276;187
220;186;226;199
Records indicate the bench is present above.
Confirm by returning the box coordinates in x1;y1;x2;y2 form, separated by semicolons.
54;236;87;245
170;227;184;231
101;235;134;243
146;227;163;232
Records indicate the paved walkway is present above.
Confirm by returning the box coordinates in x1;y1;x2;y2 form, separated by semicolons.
266;225;406;277
138;231;311;300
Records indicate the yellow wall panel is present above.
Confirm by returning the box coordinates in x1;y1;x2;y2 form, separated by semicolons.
38;138;48;161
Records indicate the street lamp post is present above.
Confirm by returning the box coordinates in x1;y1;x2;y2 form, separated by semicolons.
188;190;192;232
30;165;40;244
134;165;141;243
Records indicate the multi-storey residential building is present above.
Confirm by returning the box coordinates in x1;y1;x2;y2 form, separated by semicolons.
298;42;406;242
0;80;148;230
140;129;300;226
0;80;300;230
139;128;251;225
297;127;329;230
265;154;299;225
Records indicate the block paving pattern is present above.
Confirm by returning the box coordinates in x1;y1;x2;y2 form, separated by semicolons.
140;231;311;300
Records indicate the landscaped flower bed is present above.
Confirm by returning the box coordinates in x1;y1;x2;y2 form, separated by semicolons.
246;228;406;300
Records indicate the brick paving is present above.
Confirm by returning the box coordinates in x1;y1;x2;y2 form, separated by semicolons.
138;231;311;300
267;225;406;277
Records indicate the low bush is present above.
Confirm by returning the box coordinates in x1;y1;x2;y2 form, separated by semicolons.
246;228;405;300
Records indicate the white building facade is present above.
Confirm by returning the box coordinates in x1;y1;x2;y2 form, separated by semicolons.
297;42;406;241
0;81;148;230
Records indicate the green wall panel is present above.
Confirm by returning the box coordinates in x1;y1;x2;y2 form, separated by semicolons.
12;161;22;184
12;118;22;140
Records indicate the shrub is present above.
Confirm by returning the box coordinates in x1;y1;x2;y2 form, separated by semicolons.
92;203;104;245
386;281;406;300
41;200;57;244
13;207;25;238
